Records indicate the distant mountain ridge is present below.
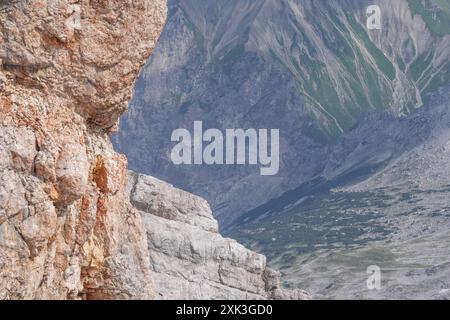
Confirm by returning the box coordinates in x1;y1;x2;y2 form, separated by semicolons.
114;0;450;227
225;85;450;298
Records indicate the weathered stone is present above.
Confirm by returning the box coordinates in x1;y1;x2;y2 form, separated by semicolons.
55;143;89;206
128;171;311;300
0;0;309;301
0;0;167;300
34;151;57;182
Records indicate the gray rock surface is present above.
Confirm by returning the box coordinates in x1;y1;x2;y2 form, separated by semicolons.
0;0;167;300
128;171;310;300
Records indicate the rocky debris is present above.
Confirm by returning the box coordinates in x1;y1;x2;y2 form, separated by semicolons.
127;171;311;300
1;0;167;300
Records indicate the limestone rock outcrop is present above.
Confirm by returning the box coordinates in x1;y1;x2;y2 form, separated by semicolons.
0;0;309;300
0;0;167;299
128;171;311;300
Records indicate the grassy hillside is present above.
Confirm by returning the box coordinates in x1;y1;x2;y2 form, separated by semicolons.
408;0;450;36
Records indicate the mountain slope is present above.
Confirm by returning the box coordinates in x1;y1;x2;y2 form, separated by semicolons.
114;0;450;227
225;86;450;299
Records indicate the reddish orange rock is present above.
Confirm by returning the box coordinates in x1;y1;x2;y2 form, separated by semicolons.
0;0;167;300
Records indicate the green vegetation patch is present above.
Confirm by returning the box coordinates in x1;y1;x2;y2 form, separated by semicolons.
408;0;450;36
346;14;396;81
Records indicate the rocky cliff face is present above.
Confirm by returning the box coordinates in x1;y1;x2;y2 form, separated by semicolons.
226;84;450;299
0;0;306;300
0;0;167;299
128;171;310;300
